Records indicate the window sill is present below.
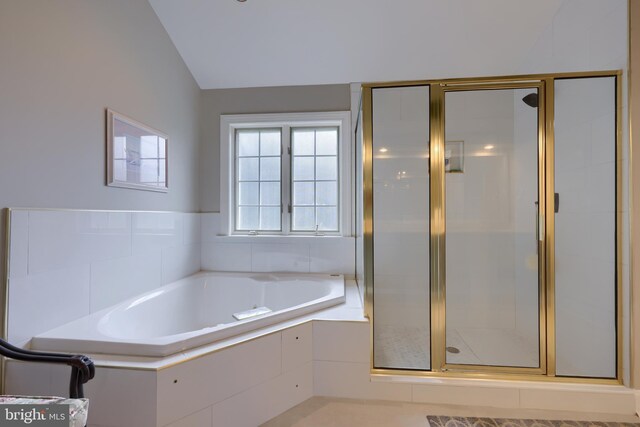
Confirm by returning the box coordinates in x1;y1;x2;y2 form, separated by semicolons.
209;234;353;244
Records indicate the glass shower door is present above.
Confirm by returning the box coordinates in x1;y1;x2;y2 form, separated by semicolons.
372;85;430;370
364;72;620;380
553;76;617;378
442;86;543;370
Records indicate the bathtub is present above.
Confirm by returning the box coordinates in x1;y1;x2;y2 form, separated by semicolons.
31;271;345;357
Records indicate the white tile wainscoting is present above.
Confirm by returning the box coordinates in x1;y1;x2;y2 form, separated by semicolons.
200;213;356;276
6;209;202;348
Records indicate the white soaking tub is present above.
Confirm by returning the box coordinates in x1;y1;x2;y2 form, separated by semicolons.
31;271;345;357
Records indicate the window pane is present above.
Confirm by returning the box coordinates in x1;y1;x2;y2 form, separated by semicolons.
260;131;281;156
140;159;160;183
114;137;126;159
316;129;338;155
260;182;280;205
235;127;283;232
114;159;126;181
124;135;141;165
293;157;314;180
238;131;259;157
239;182;259;205
292;130;315;155
159;138;166;158
260;207;281;230
316;156;337;180
316;181;337;206
293;182;315;205
237;206;259;230
238;157;259;181
141;136;158;158
316;207;338;231
260;157;280;181
159;162;166;184
293;207;315;231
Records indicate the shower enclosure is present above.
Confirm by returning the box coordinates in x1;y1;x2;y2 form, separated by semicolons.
355;71;621;381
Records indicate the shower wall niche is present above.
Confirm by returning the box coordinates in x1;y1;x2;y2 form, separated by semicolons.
356;71;622;382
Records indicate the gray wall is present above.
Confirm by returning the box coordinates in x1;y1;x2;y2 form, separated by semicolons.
199;85;351;212
0;0;201;297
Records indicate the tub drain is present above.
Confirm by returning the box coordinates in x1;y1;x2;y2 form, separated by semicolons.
446;346;460;354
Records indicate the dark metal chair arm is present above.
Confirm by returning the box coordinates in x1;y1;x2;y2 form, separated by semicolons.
0;338;94;398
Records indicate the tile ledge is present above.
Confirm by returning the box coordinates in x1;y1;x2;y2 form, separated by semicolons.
209;235;354;244
371;374;631;392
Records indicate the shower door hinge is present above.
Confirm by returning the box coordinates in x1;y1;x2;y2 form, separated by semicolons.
287;204;292;213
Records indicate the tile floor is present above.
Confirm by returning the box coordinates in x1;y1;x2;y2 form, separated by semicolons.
262;397;640;427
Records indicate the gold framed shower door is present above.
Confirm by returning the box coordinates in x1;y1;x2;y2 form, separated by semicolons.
361;70;623;384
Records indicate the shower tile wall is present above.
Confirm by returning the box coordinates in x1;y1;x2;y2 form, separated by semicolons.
445;90;519;334
7;209;201;347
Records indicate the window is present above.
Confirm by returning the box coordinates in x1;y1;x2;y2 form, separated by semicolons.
221;112;351;236
291;128;339;232
235;129;282;231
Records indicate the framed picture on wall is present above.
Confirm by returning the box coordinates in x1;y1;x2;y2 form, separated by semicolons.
106;109;168;192
445;140;464;173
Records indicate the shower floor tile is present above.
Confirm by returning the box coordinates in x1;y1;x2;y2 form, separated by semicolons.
454;328;538;367
374;324;430;369
374;325;537;369
444;329;481;365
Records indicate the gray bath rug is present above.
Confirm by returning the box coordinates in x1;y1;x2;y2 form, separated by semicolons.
427;416;639;427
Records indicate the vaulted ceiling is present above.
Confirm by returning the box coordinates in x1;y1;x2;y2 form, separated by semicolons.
148;0;564;89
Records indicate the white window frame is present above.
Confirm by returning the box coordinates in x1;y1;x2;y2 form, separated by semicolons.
220;111;352;237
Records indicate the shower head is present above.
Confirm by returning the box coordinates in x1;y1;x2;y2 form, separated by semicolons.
522;93;539;108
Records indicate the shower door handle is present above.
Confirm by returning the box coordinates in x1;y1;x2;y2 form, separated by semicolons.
535;201;539;243
535;201;543;254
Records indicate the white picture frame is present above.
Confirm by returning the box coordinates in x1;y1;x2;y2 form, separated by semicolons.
106;109;168;192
